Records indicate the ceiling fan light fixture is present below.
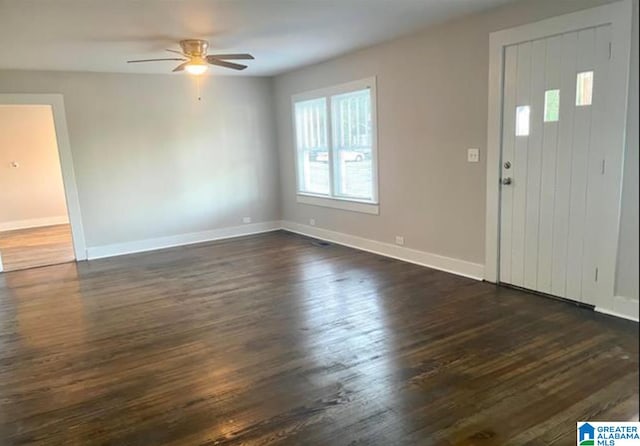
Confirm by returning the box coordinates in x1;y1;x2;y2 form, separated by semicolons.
185;59;208;75
127;40;253;73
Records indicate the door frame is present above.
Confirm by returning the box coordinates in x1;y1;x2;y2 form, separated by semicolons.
484;1;633;305
0;94;87;272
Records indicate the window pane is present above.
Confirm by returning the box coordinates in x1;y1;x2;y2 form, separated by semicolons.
576;71;593;106
516;105;530;136
544;89;560;122
294;98;329;195
331;89;374;200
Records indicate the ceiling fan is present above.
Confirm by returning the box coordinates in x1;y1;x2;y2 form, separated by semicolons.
127;39;254;75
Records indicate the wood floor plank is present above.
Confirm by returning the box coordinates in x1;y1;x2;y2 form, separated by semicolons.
0;231;637;445
0;224;75;271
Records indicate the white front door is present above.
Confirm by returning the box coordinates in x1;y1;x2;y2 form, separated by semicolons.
499;24;622;305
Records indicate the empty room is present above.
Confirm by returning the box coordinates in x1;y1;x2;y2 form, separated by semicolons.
0;0;638;445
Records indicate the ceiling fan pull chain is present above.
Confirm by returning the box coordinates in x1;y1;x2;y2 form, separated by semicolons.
196;76;202;101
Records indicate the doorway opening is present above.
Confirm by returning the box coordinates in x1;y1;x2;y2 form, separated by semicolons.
484;1;632;314
0;98;85;272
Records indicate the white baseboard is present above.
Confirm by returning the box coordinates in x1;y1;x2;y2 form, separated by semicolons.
596;296;640;322
281;220;484;280
86;221;282;260
87;219;483;280
0;216;69;232
6;216;636;323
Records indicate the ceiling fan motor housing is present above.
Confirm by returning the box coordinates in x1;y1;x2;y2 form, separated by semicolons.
180;39;209;57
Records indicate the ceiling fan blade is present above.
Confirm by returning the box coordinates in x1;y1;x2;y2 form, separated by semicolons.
206;57;248;70
172;62;189;72
127;58;185;63
207;53;254;60
166;49;186;56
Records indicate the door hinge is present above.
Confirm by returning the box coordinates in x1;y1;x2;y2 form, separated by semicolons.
609;42;612;59
601;159;606;175
595;267;599;282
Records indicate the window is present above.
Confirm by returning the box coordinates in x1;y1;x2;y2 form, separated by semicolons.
515;105;530;136
331;89;373;199
544;89;560;122
293;78;378;213
294;98;329;195
576;71;593;106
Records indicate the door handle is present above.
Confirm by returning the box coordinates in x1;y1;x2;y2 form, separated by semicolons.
501;177;512;185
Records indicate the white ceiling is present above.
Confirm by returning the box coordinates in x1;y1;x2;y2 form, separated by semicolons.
0;0;516;76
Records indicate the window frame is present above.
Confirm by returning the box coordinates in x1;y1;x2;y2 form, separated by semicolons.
291;77;379;214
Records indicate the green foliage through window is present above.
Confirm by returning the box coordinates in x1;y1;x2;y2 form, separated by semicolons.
544;89;560;122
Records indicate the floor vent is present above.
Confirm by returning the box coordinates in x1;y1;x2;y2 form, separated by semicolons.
311;240;332;248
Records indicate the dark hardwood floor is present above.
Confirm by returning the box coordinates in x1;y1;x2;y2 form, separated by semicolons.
0;231;637;445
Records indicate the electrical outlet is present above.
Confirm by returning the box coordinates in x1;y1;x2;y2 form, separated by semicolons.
309;218;316;226
242;217;251;224
395;236;405;246
467;148;480;163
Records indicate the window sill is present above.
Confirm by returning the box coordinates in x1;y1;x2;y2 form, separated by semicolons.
296;194;379;215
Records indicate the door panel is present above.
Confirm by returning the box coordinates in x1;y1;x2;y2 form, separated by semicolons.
566;28;597;300
582;25;613;303
536;35;563;294
511;41;532;288
523;39;546;291
499;25;612;304
499;44;518;285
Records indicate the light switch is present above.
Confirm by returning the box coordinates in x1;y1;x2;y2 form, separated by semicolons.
467;148;480;163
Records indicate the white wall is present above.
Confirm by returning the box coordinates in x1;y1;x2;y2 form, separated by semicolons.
0;71;280;248
273;0;639;300
0;105;68;231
